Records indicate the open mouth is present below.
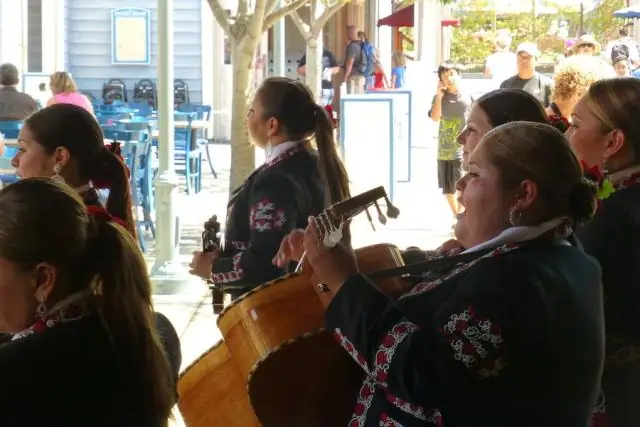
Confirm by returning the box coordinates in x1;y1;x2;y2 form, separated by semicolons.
457;198;466;219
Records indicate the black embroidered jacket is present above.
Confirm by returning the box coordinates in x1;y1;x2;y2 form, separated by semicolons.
326;243;604;427
577;182;640;426
212;144;328;298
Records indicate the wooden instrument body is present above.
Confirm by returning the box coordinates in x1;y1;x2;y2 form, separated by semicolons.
217;243;406;426
177;340;260;427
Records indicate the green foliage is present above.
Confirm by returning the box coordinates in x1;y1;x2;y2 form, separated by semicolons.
450;0;626;66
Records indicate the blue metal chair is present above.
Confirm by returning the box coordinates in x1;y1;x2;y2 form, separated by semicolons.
0;121;23;139
172;113;202;194
102;128;156;252
0;145;18;185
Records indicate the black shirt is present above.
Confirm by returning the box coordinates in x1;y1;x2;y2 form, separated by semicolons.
500;73;553;107
298;49;338;89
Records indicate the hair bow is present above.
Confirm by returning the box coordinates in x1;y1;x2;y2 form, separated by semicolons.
86;205;126;229
580;160;615;203
324;105;337;129
548;115;570;134
93;142;130;189
107;142;123;158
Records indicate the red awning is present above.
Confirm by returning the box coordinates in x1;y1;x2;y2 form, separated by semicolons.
377;6;460;28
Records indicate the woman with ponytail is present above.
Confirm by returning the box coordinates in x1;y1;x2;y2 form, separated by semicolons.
0;179;174;426
10;103;182;398
190;77;350;302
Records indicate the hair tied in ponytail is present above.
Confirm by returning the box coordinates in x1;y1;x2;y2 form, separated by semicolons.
93;143;130;189
548;115;570;134
86;205;126;229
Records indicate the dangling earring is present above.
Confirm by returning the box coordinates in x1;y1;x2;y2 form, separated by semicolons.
35;296;47;321
51;164;65;183
509;206;523;227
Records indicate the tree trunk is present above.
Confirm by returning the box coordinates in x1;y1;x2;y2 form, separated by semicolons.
306;35;323;101
305;0;323;101
229;40;257;193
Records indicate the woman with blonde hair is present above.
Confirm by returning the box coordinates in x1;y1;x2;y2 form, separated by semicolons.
566;77;640;427
547;55;612;120
46;71;93;114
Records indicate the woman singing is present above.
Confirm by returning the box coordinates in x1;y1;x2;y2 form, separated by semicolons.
567;77;640;427
0;179;173;426
189;77;350;301
277;122;604;426
10;103;182;395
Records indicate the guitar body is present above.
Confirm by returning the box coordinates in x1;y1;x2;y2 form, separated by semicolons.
177;340;261;427
217;243;405;427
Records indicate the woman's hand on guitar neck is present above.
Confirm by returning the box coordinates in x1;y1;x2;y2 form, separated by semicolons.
303;216;358;291
273;229;305;267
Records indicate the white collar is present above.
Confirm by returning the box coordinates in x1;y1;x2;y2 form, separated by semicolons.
462;217;566;254
265;140;303;163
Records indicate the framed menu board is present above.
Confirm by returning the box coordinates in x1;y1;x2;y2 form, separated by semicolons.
111;8;151;65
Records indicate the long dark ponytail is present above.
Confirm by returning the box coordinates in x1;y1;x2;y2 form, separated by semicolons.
257;77;350;205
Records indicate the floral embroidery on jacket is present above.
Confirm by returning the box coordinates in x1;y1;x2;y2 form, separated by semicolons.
439;306;506;378
379;413;403;427
249;199;287;232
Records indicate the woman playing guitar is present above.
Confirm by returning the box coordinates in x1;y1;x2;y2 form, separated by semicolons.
189;78;350;301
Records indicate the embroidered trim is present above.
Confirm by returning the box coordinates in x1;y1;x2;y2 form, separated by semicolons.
374;322;420;386
386;393;427;421
212;252;246;284
266;143;307;167
229;240;249;251
404;244;520;299
379;413;403;427
349;376;376;427
333;328;371;375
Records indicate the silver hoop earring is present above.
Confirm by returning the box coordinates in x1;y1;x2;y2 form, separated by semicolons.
509;206;523;227
51;164;65;183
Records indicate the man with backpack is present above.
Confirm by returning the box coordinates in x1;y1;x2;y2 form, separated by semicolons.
606;27;640;70
343;25;370;94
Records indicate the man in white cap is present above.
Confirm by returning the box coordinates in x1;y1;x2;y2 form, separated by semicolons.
500;42;552;107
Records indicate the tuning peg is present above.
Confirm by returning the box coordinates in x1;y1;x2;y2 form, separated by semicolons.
384;196;400;219
374;201;387;225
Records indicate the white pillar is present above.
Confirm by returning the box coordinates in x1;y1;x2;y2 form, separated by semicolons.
0;0;26;73
151;0;183;288
201;0;213;114
273;0;286;77
54;0;66;71
377;1;392;77
41;0;56;73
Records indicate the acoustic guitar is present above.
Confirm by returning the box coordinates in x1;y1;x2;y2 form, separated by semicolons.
202;215;226;314
215;186;405;426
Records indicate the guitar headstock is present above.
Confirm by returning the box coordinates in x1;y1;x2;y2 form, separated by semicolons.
202;215;221;252
313;186;400;248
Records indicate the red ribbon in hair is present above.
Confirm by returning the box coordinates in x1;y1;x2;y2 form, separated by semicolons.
581;160;604;184
86;205;126;229
324;105;337;129
93;142;131;189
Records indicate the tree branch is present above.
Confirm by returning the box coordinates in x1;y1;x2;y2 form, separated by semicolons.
263;0;310;31
290;9;311;37
207;0;232;36
237;0;248;19
265;0;279;15
310;0;346;36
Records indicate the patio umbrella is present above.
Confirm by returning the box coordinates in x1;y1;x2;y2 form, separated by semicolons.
614;5;640;19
